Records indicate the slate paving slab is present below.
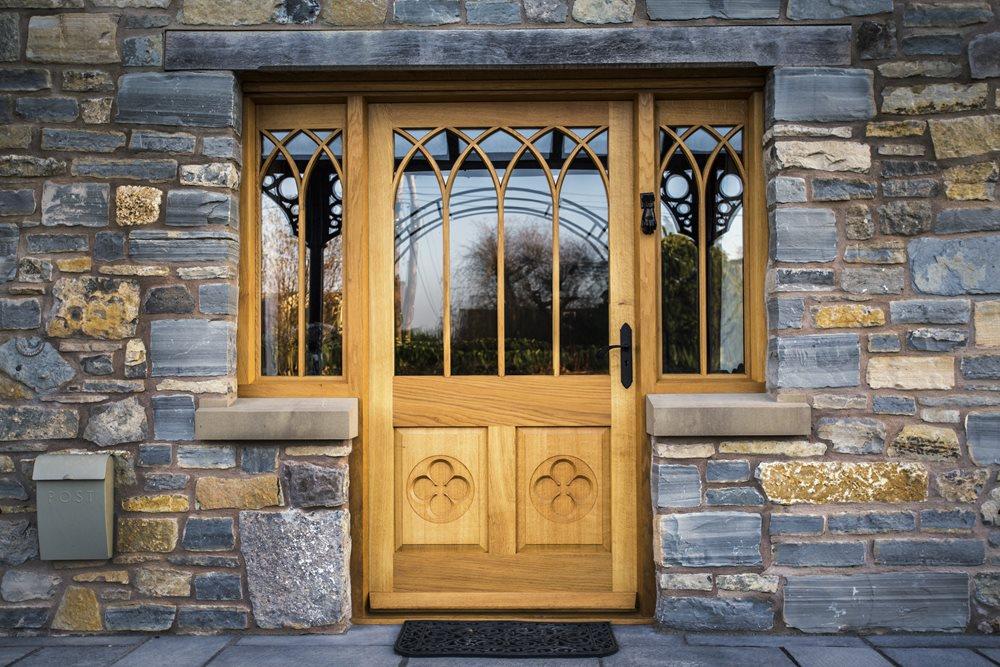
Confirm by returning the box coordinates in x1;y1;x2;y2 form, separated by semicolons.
602;645;796;666
407;659;599;666
868;634;1000;647
110;636;231;667
206;644;403;667
14;645;135;667
785;646;893;667
236;624;399;646
882;648;996;667
685;633;867;647
0;646;35;665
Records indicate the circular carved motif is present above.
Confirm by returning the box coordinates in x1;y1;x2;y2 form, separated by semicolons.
529;455;598;523
406;456;475;524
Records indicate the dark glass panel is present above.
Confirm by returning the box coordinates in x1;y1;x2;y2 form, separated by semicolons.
504;141;554;375
449;143;499;375
394;132;445;375
558;129;609;374
659;128;700;374
707;140;745;374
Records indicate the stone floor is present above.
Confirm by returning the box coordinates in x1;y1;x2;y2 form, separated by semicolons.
2;626;1000;666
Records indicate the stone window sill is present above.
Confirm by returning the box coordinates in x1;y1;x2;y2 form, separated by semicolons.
646;393;810;437
195;398;358;441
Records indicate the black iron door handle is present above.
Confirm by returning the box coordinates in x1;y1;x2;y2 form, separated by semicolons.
606;323;633;389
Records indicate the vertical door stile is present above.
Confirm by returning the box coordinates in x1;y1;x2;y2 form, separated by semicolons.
487;425;517;556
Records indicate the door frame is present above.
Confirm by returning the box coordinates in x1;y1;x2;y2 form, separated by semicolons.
239;74;767;622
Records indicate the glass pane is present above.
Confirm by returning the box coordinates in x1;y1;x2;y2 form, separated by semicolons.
449;143;498;375
304;138;344;376
558;130;609;374
260;143;299;377
660;129;700;374
504;141;553;375
395;136;445;375
708;143;745;374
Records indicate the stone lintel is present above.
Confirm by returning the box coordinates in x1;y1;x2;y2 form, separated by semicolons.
646;393;811;437
195;397;358;441
164;26;851;72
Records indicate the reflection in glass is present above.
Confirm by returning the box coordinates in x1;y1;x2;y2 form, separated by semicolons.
559;131;609;374
504;139;553;374
708;134;744;374
450;144;498;375
395;132;445;375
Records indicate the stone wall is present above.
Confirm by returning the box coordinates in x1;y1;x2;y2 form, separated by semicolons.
0;0;998;635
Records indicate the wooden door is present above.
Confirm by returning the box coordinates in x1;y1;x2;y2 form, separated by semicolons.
368;102;637;612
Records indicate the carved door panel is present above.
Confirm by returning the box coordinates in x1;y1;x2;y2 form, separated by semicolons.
368;102;637;612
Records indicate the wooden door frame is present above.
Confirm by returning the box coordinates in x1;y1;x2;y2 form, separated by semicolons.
239;75;766;623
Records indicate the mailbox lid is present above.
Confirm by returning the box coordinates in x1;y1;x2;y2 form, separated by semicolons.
32;453;112;481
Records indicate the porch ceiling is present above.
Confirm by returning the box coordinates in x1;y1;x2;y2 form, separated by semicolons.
163;26;851;72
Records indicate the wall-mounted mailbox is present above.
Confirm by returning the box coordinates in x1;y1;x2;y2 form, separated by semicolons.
32;453;114;560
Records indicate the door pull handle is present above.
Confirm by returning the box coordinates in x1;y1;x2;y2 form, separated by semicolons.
606;323;633;389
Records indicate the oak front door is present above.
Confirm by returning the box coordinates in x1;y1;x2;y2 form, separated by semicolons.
368;102;638;612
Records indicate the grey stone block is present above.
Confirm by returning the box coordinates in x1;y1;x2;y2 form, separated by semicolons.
122;35;162;67
129;229;239;263
784;572;969;632
883;179;939;199
0;405;78;441
144;285;194;314
874;538;985;565
0;520;37;567
393;0;460;24
150;320;235;378
94;231;125;261
881;160;939;178
183;516;235;551
653;463;701;508
15;96;77;122
71;158;177;181
145;473;189;492
0;570;59;603
41;129;125;153
911;237;1000;295
905;3;993;27
164;26;852;71
0;189;35;216
193;573;241;601
828;512;915;534
769;68;875;122
768;298;804;329
202;136;240;162
967;412;1000;466
706;487;764;506
84;396;147;447
841;266;904;295
767;177;807;205
129;130;196;154
771;208;837;263
0;606;47;629
879;201;932;236
812;178;877;201
240;509;351;628
152;394;195;440
104;604;176;631
936;208;1000;234
0;68;50;92
970;33;1000;79
787;0;891;19
0;298;41;330
283;461;349;508
41;182;108;227
908;328;966;352
656;597;773;632
170;554;239;568
116;72;240;129
774;541;866;567
648;0;779;20
890;299;970;324
0;14;18;63
817;417;885;455
857;20;896;60
659;511;762;567
467;0;520;24
0;337;73;391
524;0;568;22
165;189;238;227
774;268;836;291
902;32;964;56
706;460;750;483
921;509;975;532
26;234;87;253
769;334;860;389
868;333;901;353
138;443;172;467
199;283;238;315
0;224;15;284
274;0;320;24
769;514;823;535
241;446;278;474
177;444;235;469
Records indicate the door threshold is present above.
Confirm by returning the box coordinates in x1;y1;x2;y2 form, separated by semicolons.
353;613;652;625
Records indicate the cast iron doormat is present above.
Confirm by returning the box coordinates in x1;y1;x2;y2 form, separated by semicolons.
394;620;619;658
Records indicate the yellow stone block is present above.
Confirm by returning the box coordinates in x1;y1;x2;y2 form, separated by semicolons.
116;517;178;553
122;494;190;513
718;440;825;457
867;356;954;390
976;301;1000;348
74;570;129;584
55;256;92;273
47;277;139;340
135;566;191;597
866;120;926;137
944;162;997;201
888;424;960;461
757;461;927;504
51;586;102;632
195;475;281;510
812;304;886;329
116;185;161;226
